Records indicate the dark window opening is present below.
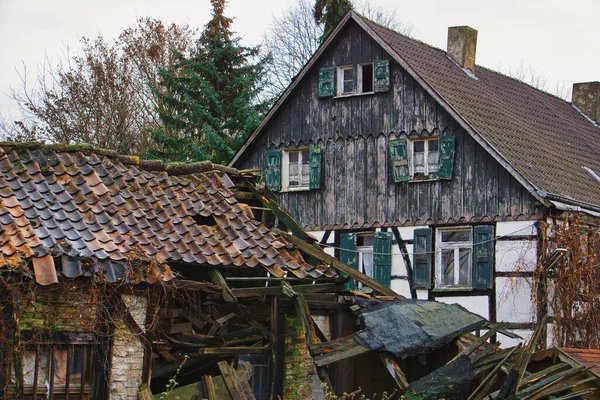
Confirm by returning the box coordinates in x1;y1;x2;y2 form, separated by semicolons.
239;353;270;400
361;63;373;93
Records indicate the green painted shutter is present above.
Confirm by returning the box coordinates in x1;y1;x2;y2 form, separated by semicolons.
473;225;494;289
413;228;432;289
389;138;410;182
264;150;281;192
340;232;357;290
374;60;390;92
374;231;393;288
318;67;336;98
437;135;456;180
309;146;322;190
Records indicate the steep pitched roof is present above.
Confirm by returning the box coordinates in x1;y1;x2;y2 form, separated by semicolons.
230;12;600;213
0;143;334;285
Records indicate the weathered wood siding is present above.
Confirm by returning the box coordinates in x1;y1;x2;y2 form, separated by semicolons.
235;21;542;229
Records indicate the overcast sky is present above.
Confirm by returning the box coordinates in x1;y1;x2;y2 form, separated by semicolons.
1;0;598;120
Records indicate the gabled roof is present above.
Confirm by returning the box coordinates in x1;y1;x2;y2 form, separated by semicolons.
229;11;600;213
0;142;335;286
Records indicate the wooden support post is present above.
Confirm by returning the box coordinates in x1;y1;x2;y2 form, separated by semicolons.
280;230;402;298
269;297;285;400
209;269;238;303
380;353;409;391
391;227;417;299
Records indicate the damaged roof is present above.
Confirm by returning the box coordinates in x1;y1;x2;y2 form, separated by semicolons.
0;142;335;285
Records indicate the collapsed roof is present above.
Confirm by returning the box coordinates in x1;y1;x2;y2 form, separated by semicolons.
0;142;336;285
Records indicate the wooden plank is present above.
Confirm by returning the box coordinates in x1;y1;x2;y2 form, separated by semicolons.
380;353;409;390
313;341;371;367
231;282;344;298
293;294;319;345
279;230;402;298
202;375;217;400
218;361;248;400
193;346;270;356
209;269;238;303
468;344;521;400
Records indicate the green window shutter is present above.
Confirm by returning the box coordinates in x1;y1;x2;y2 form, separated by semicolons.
413;228;432;289
340;232;357;290
472;225;494;289
389;138;410;182
437;135;456;180
309;146;322;190
374;231;393;288
318;67;336;98
264;150;281;192
374;60;390;92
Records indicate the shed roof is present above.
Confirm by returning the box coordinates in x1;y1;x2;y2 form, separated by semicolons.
560;348;600;378
0;142;334;285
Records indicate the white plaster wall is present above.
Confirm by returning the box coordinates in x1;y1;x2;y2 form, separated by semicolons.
496;221;537;237
391;279;411;298
497;329;532;348
435;296;489;320
416;289;429;300
495;277;535;323
495;240;537;272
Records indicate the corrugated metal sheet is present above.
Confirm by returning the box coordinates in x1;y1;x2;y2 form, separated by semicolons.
0;143;335;285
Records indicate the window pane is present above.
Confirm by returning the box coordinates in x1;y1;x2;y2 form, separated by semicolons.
343;68;353;80
289;162;299;186
414;141;425;153
301;162;310;186
361;251;374;278
301;151;309;161
458;248;471;285
441;230;471;243
441;249;455;285
428;139;439;151
343;80;353;93
357;234;374;247
414;153;425;174
428;150;439;173
289;152;298;163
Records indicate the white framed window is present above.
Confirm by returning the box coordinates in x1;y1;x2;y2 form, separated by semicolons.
357;63;374;94
357;233;374;280
337;66;354;95
409;138;439;178
281;149;310;191
436;228;473;288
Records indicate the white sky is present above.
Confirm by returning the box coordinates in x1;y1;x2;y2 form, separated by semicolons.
0;0;599;120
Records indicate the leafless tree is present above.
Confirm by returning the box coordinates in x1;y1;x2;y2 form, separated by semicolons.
504;61;571;100
5;18;195;155
262;0;414;99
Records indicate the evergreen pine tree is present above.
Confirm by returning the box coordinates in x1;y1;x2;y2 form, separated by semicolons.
314;0;353;42
150;0;267;164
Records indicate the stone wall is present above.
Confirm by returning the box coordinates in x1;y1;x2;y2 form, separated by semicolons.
109;295;147;400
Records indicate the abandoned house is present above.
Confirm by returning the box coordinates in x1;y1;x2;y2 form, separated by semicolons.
228;11;600;347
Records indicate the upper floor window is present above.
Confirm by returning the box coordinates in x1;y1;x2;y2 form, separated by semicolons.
264;147;322;192
284;149;310;190
338;66;354;96
389;135;456;182
319;60;389;98
411;138;439;177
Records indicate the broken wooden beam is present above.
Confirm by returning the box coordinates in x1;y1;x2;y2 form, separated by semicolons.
380;353;409;391
309;333;371;367
279;230;402;298
209;269;237;303
231;282;344;298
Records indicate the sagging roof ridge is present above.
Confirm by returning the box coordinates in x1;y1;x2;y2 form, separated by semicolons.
0;141;241;177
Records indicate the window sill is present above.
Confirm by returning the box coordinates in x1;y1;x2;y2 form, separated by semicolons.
408;175;440;183
280;186;311;193
334;91;375;99
432;285;473;292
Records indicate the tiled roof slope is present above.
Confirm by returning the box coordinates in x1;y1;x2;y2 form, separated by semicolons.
0;143;333;285
362;17;600;209
560;348;600;378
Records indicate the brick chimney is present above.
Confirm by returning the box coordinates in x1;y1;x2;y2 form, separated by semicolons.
447;26;478;73
572;81;600;123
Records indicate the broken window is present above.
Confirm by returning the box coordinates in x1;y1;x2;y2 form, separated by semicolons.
11;344;92;399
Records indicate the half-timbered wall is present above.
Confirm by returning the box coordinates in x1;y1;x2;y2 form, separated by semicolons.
236;21;543;229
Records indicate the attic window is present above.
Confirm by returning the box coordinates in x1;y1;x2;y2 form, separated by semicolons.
338;66;354;95
359;63;374;93
583;167;600;184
